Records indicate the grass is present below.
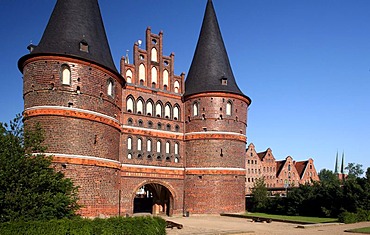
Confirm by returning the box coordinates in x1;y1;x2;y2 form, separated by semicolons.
245;212;338;224
346;227;370;234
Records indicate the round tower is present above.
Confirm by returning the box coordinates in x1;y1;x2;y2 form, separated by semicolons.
18;0;125;217
184;0;251;214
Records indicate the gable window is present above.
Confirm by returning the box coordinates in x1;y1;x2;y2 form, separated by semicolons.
137;99;143;114
151;48;158;62
163;70;169;89
146;101;153;116
139;64;146;84
126;69;133;83
174;81;180;93
165;104;171;119
151;67;158;86
173;106;179;120
61;65;71;85
127;97;134;113
156;103;162;117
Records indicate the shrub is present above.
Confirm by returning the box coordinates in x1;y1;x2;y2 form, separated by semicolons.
0;216;166;235
338;211;358;224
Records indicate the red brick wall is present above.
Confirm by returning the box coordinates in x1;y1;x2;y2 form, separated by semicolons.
53;163;120;218
25;116;120;161
184;174;245;214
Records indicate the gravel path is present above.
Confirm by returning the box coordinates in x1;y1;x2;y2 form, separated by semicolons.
165;215;370;235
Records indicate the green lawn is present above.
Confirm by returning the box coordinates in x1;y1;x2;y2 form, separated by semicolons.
346;227;370;234
246;212;338;224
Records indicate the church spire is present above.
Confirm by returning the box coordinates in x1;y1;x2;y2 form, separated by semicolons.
334;151;339;174
341;152;345;174
184;0;250;101
19;0;119;77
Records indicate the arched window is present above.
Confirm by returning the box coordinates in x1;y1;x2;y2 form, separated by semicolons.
107;80;114;97
147;139;152;152
175;143;179;155
146;100;153;116
128;153;132;159
126;69;132;83
193;102;199;116
174;81;180;93
174;157;179;163
226;101;232;116
151;48;158;62
165;142;170;154
127;137;132;150
137;99;143;114
61;65;71;85
126;97;134;113
165;104;171;119
163;70;169;90
151;67;158;86
174;106;180;120
139;64;146;84
137;138;142;151
156;140;161;153
156;103;162;117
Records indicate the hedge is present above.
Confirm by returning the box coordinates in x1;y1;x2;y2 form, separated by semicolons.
0;216;166;235
338;210;370;224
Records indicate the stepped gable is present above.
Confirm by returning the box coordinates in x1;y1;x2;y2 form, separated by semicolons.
184;0;250;101
18;0;120;78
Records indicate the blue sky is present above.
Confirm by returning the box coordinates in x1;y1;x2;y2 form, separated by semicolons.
1;0;369;172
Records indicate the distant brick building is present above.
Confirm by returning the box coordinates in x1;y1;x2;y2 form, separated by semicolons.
245;143;319;195
18;0;252;217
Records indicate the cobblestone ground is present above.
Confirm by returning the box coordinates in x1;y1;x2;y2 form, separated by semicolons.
165;215;370;235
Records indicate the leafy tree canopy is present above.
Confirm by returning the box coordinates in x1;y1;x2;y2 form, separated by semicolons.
346;163;364;178
0;115;79;222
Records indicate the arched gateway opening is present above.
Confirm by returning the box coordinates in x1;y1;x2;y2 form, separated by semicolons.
133;183;173;216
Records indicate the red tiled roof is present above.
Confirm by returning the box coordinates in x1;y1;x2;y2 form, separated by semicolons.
295;161;308;178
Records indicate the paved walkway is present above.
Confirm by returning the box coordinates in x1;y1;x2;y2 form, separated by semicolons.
165;215;370;235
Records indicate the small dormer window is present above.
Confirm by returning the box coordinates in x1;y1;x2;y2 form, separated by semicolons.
221;76;228;85
79;40;89;53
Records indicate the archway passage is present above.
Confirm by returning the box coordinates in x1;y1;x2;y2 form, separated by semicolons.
133;183;173;216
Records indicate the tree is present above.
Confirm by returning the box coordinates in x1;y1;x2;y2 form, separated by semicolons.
346;163;364;178
251;177;268;212
0;115;80;222
318;169;340;186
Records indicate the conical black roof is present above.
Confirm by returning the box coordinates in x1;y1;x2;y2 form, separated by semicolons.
19;0;119;77
184;0;248;100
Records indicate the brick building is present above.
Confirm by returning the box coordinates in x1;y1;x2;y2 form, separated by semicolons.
245;143;320;195
18;0;252;217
